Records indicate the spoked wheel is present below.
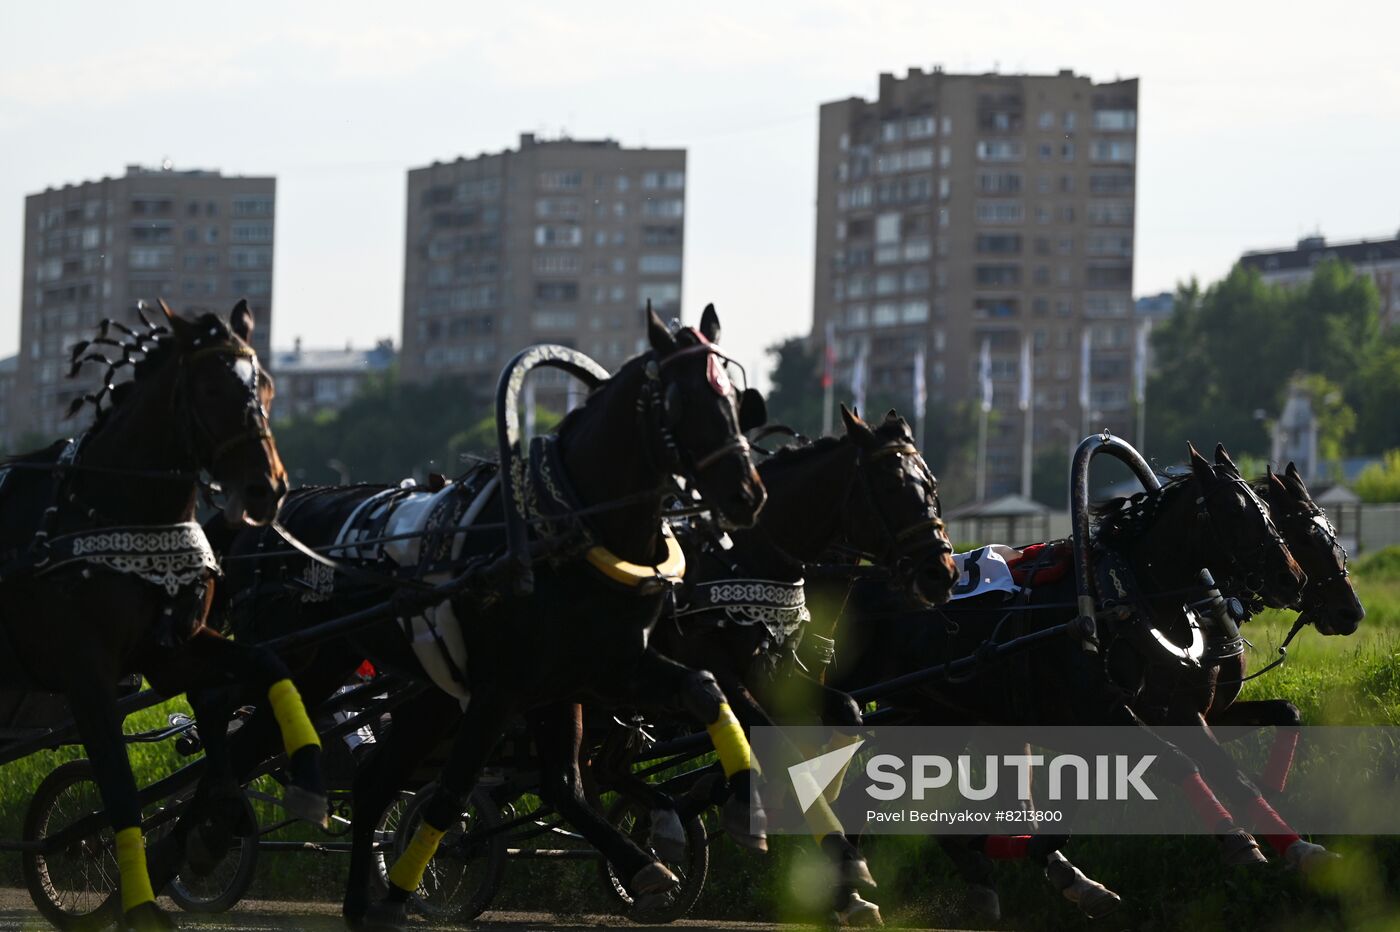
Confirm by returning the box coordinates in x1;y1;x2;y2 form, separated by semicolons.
598;794;709;924
370;791;414;897
22;759;121;930
162;790;259;913
393;784;507;922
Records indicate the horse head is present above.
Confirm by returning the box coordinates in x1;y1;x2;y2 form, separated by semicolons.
837;406;957;605
1258;459;1363;635
161;300;287;525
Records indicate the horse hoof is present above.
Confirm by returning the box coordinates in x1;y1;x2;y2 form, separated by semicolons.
963;883;1001;922
1045;850;1121;918
360;899;409;932
722;796;767;852
282;785;329;828
835;892;883;927
648;807;688;862
1285;840;1340;873
840;855;877;890
1218;829;1268;866
631;861;681;896
123;902;176;931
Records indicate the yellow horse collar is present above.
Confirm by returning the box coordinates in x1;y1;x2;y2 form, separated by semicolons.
585;526;686;589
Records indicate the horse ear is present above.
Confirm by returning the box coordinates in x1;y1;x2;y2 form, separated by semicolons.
841;403;877;445
1283;462;1310;497
1187;442;1216;483
158;299;192;341
1268;471;1292;502
885;408;899;422
699;304;721;343
229;299;255;343
1213;443;1241;478
645;301;676;355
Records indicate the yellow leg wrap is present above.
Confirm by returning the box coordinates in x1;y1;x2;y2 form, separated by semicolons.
387;821;447;893
268;678;321;757
114;826;156;912
706;703;752;778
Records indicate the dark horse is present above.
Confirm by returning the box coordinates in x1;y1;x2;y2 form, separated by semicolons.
1130;448;1365;873
638;406;958;924
806;443;1306;922
0;301;327;931
156;307;768;930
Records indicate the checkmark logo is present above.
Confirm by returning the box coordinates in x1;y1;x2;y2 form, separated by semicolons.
788;739;865;812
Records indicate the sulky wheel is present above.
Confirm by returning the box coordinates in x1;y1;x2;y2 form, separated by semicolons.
392;783;507;922
22;759;122;930
162;789;259;914
598;794;709;924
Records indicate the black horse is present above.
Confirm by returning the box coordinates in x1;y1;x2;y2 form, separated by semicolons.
0;301;326;931
157;307;769;930
1130;448;1365;873
806;443;1306;921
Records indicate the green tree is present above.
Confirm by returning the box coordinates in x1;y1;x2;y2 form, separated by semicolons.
1354;450;1400;503
761;337;827;439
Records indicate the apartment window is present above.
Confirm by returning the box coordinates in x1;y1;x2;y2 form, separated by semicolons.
975;264;1022;287
1055;298;1073;317
875;152;903;174
616;175;631;192
941;116;952;135
903;237;931;262
872;302;899;326
130;223;174;244
974;298;1019;318
1033;266;1051;285
536;198;581;219
1090;140;1136;163
1038;143;1053;161
907;115;936;138
881;120;902;143
639;254;682;274
975;200;1024;224
231;223;272;243
230;277;270;297
1058;236;1074;255
1089;173;1134;195
130;198;174;217
904;148;935;170
642;171;685;190
1084;293;1131;317
205;227;219;244
901;300;929;323
534;254;581;274
1063;112;1078;131
844;304;868;326
940;145;952;167
976;233;1022;254
839;132;850;150
594;230;607;247
1093;109;1137;131
1087;201;1134;225
976;140;1024;162
1061;142;1075;161
232;196;273;216
532;310;578;330
876;272;900;295
611;257;627;274
875;245;900;264
1086;233;1133;257
610;285;627;303
875;213;902;243
1038;110;1055;129
538;171;583;190
638;282;681;309
976;172;1023;194
643;225;682;246
534;224;582;247
1035;205;1051;224
1032;297;1050;317
847;275;870;298
642;199;684;219
129;247;173;270
535;282;579;303
903;268;930;291
1085;265;1132;287
902;177;933;202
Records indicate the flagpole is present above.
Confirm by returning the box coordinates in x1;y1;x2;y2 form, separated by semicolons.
977;337;992;503
1079;327;1093;439
822;321;836;436
1020;332;1033;499
913;343;927;449
1134;319;1151;453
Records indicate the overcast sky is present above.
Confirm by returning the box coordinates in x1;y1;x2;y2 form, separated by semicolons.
2;1;1397;384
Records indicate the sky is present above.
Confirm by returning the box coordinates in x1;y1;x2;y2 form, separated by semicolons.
2;1;1398;386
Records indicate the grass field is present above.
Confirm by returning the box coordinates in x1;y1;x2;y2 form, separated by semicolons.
0;550;1397;929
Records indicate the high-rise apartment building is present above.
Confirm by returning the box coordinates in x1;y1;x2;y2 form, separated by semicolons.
1240;233;1400;330
401;134;686;401
813;68;1139;497
16;164;275;441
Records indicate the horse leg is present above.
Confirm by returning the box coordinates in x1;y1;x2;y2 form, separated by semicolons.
367;695;506;931
624;648;766;852
528;702;679;905
63;670;173;931
1171;711;1328;870
343;688;459;926
1206;699;1303;795
147;629;327;825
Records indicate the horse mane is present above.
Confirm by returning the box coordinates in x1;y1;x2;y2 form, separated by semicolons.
64;307;233;431
761;415;914;469
1090;471;1197;544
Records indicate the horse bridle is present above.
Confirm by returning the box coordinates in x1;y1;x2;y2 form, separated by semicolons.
1194;475;1293;599
1274;502;1350;611
177;342;276;476
837;440;952;581
642;337;752;477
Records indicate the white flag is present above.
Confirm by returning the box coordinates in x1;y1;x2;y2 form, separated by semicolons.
1134;319;1151;404
1078;327;1092;413
1018;333;1032;412
979;337;993;414
912;345;927;422
850;342;868;415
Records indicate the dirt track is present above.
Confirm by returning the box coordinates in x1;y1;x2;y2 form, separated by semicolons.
0;889;973;931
